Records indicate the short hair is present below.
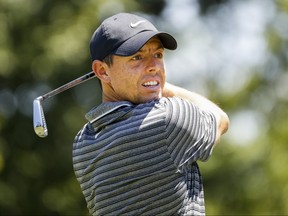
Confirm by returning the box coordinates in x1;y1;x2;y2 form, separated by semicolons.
102;54;113;67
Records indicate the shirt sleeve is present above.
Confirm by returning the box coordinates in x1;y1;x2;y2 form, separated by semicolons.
163;97;217;171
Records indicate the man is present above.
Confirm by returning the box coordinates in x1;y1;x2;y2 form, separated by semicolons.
73;13;229;216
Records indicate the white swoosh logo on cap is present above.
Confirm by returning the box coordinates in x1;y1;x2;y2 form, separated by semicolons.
130;20;146;28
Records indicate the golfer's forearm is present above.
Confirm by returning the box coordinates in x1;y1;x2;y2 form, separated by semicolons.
164;83;218;110
164;82;229;136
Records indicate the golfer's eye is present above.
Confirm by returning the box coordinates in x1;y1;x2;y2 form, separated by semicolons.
154;52;163;59
131;55;142;61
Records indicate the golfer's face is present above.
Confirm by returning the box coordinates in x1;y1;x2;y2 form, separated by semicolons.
107;37;166;104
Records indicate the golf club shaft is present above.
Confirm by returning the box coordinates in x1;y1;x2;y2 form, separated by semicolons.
38;71;95;102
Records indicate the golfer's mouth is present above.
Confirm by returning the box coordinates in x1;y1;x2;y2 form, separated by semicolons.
142;81;159;88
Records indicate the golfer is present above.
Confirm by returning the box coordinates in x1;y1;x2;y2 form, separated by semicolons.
73;13;229;216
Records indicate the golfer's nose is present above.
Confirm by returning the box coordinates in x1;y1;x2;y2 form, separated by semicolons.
146;57;160;74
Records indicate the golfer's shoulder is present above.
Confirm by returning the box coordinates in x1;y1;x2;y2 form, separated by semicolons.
159;96;194;110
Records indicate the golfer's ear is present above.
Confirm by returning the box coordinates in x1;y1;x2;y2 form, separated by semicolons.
92;60;111;83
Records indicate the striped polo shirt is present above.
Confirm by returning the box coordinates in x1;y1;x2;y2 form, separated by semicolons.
73;97;217;215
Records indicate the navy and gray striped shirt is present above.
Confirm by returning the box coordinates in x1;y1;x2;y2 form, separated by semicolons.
73;97;217;215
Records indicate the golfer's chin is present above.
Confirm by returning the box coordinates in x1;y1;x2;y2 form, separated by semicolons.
140;92;162;104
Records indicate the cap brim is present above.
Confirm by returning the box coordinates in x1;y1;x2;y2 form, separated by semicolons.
112;31;177;57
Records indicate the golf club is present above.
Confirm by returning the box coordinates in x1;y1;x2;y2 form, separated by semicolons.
33;71;95;138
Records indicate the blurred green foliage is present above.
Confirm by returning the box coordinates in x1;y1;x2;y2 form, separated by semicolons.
0;0;288;215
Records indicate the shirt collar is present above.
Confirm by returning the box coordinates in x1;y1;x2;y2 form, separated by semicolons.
85;101;133;124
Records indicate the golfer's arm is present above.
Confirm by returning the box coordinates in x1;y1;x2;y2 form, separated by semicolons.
163;82;229;143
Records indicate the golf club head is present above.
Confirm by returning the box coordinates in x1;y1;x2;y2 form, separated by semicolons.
33;97;48;137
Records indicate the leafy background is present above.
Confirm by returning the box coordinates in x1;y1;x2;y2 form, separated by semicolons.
0;0;288;215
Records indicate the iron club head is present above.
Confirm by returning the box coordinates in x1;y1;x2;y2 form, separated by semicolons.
33;97;48;137
32;71;95;137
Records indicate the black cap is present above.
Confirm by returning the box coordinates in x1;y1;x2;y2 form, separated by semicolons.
90;13;177;61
